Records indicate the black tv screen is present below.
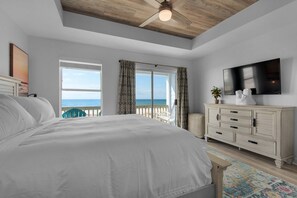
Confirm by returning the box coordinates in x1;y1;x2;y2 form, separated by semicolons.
223;58;281;95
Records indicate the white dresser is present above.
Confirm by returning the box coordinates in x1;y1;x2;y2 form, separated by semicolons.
204;103;295;168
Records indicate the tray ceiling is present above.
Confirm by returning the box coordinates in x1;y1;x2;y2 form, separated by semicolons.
61;0;257;39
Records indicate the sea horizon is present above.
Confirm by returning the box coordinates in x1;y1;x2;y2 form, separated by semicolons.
62;99;166;107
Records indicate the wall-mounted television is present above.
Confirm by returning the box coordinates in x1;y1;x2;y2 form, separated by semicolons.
223;58;281;95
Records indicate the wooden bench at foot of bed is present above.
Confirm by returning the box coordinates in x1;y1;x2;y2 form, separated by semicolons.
208;152;231;198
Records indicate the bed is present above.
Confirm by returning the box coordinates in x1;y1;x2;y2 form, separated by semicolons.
0;75;230;198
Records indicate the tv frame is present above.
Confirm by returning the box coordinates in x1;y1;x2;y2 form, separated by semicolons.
223;58;281;95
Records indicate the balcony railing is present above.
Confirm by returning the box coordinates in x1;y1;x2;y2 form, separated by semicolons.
136;105;169;118
61;105;169;118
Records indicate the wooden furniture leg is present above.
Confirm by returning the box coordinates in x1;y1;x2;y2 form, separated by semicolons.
207;152;231;198
275;159;284;169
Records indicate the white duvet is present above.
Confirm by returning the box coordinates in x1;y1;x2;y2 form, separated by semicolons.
0;115;212;198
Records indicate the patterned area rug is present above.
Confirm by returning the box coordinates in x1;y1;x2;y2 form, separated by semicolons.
207;147;297;198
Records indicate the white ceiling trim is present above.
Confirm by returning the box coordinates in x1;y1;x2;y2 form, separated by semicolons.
63;11;192;50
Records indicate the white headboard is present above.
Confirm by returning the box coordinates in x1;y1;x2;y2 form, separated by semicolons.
0;75;21;96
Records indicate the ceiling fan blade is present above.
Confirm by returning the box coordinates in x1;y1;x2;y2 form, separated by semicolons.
143;0;160;8
139;12;159;27
172;10;191;26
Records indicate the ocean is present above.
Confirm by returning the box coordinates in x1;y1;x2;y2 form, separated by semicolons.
62;99;166;107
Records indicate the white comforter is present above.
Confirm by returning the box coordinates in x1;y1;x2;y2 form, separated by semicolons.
0;115;212;198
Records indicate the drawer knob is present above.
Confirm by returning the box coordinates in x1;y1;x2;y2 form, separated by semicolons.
230;118;238;121
248;140;258;145
230;126;238;129
230;111;238;114
216;131;222;135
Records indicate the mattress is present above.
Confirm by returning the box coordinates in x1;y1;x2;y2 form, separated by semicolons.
0;115;212;198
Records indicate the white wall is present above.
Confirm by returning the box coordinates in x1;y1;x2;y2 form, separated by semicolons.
28;37;194;116
192;8;297;162
0;11;28;76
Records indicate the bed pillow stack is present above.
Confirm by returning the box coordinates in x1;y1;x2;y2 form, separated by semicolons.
11;96;56;123
0;94;36;140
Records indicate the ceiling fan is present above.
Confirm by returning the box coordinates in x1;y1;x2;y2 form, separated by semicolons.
139;0;191;27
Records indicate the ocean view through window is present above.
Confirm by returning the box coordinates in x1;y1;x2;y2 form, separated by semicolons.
60;60;102;117
136;67;176;124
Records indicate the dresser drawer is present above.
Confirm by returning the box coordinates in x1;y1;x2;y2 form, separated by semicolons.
221;108;252;117
236;133;276;156
208;127;234;142
221;123;251;134
220;115;252;126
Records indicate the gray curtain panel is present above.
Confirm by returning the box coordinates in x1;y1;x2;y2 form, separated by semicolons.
176;67;189;129
117;60;136;114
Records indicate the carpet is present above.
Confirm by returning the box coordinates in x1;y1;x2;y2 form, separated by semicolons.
207;147;297;198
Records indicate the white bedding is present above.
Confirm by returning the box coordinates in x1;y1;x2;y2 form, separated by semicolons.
0;115;212;198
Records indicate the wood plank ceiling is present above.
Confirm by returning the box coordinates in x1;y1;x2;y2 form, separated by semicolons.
61;0;258;39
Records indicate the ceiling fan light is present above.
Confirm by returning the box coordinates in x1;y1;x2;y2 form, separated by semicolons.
159;9;172;22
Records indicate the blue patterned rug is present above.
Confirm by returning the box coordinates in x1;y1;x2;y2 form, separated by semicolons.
207;147;297;198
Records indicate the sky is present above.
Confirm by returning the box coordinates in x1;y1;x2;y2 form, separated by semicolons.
62;68;167;100
136;72;167;99
62;68;101;100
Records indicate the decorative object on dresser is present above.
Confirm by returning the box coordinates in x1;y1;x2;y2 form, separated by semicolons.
188;113;205;138
9;43;29;96
211;86;222;104
205;103;295;168
235;89;256;105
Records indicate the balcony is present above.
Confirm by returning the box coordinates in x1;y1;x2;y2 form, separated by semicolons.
61;105;169;119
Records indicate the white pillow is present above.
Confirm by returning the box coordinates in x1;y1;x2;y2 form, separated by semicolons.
11;96;56;123
0;94;37;140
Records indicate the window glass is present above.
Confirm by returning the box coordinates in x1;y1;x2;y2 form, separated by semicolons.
62;91;101;107
60;62;102;118
62;68;101;90
136;69;176;125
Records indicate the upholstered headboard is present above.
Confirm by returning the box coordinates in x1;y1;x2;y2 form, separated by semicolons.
0;75;21;96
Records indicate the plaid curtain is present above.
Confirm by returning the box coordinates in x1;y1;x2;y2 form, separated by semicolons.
117;60;136;114
176;67;189;129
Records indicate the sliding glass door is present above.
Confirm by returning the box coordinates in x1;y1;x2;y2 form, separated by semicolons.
136;67;176;125
136;71;152;117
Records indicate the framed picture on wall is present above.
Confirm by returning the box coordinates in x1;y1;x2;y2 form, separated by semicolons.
9;43;29;96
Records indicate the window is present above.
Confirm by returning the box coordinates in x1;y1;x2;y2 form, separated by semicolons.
60;60;102;118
